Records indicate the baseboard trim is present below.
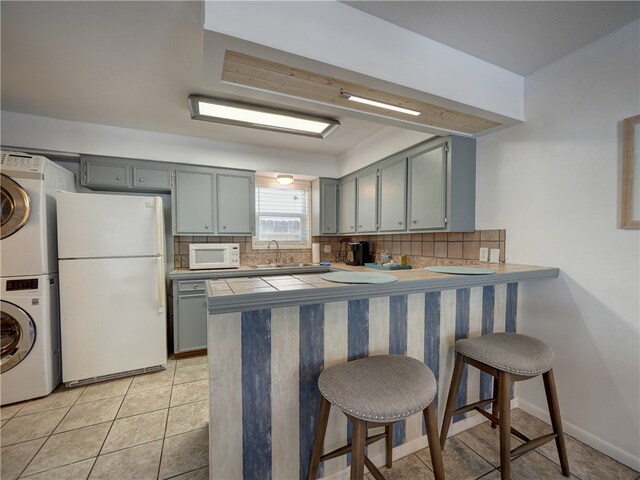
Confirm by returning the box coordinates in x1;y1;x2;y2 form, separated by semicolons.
517;398;640;472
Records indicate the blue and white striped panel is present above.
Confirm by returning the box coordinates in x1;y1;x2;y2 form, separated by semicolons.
208;282;520;480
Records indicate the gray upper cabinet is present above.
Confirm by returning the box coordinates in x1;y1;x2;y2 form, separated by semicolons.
339;179;357;234
378;156;407;232
81;155;172;193
311;178;339;235
133;166;172;190
407;135;476;232
174;170;215;235
172;166;255;236
408;142;447;230
356;169;378;233
217;172;254;235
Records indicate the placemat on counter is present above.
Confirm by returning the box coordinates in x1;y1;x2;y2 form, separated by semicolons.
321;271;398;284
425;266;495;275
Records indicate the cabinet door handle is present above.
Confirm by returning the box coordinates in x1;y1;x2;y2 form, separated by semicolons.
358;225;362;228
222;225;227;229
193;284;200;289
398;221;403;225
116;176;123;181
139;178;144;182
204;225;209;229
412;220;417;224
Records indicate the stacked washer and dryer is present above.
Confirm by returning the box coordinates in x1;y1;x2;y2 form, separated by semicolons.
0;151;75;405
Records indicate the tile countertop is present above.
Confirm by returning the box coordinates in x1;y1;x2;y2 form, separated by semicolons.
203;263;560;314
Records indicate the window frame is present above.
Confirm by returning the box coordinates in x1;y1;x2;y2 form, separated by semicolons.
252;176;312;250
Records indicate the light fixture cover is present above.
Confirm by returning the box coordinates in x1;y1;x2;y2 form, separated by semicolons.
340;91;421;116
276;174;294;185
189;95;340;138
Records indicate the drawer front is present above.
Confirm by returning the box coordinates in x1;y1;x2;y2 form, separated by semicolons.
178;280;206;293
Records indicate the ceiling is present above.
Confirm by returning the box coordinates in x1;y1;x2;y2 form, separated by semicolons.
2;1;638;157
345;1;639;76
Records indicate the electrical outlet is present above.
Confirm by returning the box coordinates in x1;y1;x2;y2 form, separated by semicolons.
479;247;489;262
490;248;500;263
323;244;331;253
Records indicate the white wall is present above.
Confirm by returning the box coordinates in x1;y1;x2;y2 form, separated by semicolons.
338;126;434;177
0;111;340;177
476;20;640;469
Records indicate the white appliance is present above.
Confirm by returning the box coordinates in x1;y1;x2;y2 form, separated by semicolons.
56;191;167;386
1;151;76;277
0;275;61;406
189;243;240;270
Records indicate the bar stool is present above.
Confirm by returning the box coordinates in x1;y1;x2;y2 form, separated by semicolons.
308;355;445;480
440;333;570;479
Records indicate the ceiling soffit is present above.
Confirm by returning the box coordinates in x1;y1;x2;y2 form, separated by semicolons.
221;51;501;135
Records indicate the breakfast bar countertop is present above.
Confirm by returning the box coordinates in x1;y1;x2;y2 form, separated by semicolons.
204;262;559;314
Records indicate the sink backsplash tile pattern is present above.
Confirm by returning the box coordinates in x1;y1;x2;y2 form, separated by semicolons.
173;230;506;269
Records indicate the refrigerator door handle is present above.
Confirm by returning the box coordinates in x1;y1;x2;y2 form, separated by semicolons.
155;197;164;256
157;256;166;313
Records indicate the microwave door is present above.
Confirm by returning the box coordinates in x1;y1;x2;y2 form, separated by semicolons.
191;247;227;269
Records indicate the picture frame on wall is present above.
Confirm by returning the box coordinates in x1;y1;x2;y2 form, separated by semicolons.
620;114;640;229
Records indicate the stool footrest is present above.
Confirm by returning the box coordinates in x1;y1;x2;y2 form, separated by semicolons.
319;432;387;463
511;433;558;459
452;398;494;416
471;407;531;443
364;455;385;480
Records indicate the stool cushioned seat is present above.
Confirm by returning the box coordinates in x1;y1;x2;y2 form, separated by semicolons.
455;333;554;376
318;355;437;422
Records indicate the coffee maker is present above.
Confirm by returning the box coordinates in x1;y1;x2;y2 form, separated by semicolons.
347;241;370;266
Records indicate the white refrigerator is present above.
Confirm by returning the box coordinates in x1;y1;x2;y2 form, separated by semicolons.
56;191;167;385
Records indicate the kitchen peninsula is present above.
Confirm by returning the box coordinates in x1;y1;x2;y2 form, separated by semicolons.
205;263;559;480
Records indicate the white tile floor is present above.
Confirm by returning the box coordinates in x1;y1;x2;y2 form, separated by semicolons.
1;354;638;480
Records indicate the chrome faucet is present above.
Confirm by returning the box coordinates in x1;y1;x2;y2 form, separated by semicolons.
267;240;280;264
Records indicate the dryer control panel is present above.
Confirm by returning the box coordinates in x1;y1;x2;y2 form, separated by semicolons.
0;151;43;172
6;279;39;291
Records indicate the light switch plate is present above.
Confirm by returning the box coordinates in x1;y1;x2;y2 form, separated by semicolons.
489;248;500;263
479;247;489;262
323;244;331;253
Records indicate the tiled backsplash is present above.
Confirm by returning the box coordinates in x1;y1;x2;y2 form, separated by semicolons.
173;230;506;268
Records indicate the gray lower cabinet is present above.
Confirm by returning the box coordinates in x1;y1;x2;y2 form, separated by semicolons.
339;179;357;234
172;167;255;235
356;169;378;233
174;170;215;234
81;155;172;192
174;280;208;353
311;178;339;235
378;156;407;232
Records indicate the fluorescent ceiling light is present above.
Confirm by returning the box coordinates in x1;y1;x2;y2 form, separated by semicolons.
340;91;421;116
276;174;294;185
189;95;340;138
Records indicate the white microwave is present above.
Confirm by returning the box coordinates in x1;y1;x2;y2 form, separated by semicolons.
189;243;240;270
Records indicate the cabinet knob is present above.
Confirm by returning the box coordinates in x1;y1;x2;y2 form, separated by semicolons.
204;225;209;229
350;225;354;229
398;221;403;225
358;225;362;228
412;220;417;224
139;178;144;182
325;226;330;230
222;225;227;229
116;176;123;181
194;284;200;289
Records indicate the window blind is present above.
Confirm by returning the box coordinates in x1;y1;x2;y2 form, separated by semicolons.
255;183;310;244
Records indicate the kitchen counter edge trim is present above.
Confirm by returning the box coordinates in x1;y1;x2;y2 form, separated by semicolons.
205;266;559;314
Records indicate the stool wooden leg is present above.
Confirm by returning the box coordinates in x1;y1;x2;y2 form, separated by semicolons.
491;376;499;429
498;371;511;480
351;418;367;480
424;402;446;480
308;397;331;480
440;353;465;449
543;369;570;477
385;424;393;468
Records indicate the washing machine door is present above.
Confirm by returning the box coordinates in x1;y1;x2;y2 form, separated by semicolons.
1;174;31;240
0;301;36;374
